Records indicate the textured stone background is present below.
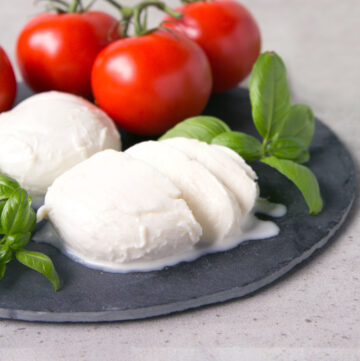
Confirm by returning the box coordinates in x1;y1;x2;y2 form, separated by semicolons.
1;1;359;360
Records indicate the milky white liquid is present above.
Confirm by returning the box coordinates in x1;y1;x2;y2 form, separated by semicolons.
33;198;286;273
254;198;287;217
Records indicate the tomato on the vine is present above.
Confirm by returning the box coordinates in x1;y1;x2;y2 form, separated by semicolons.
91;30;212;135
164;0;261;93
0;47;16;112
16;8;120;98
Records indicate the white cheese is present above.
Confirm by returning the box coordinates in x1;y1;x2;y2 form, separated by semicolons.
161;137;259;216
212;144;257;180
126;141;243;244
37;149;202;271
0;91;121;195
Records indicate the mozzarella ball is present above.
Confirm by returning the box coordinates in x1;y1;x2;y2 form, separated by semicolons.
0;91;121;195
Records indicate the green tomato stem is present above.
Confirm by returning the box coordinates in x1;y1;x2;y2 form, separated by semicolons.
133;6;143;35
38;0;69;13
103;0;134;37
120;6;134;37
104;0;182;37
68;0;81;12
103;0;123;11
133;1;182;36
83;0;97;11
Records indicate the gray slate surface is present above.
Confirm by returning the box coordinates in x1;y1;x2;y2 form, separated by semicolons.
0;86;355;322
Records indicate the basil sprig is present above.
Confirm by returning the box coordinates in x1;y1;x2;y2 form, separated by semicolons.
160;116;231;144
160;51;323;215
0;175;59;290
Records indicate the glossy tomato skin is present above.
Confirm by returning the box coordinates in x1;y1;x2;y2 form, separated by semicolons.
16;11;120;98
91;31;212;135
164;0;261;93
0;47;17;112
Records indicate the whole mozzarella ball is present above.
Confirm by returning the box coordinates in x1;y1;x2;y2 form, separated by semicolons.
0;91;121;195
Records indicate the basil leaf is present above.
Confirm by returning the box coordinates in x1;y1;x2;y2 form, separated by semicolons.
0;175;20;201
0;175;59;291
261;156;323;214
0;263;5;280
159;116;231;143
267;137;309;163
0;201;5;234
0;244;12;263
0;244;9;259
293;151;311;164
249;52;291;140
4;232;31;251
1;189;36;235
211;131;262;161
274;104;315;147
16;249;60;291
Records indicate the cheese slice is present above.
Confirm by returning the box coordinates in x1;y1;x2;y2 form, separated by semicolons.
126;141;242;244
162;137;258;216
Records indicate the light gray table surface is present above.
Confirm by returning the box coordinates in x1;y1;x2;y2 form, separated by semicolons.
1;1;359;360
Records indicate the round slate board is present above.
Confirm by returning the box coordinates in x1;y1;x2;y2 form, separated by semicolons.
0;85;355;322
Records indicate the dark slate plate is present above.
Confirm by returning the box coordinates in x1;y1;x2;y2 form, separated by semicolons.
0;84;355;322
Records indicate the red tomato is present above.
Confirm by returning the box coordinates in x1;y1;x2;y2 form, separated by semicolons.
0;47;17;112
164;0;261;93
16;11;120;99
91;31;212;135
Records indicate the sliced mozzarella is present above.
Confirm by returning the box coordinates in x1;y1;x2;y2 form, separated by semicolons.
162;137;258;216
212;144;257;180
0;91;121;195
126;141;242;244
37;150;201;270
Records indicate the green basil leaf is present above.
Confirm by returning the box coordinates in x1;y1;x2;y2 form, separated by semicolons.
249;52;291;140
1;189;36;235
267;137;309;163
16;249;60;291
0;179;59;291
0;201;6;234
274;104;315;147
211;131;262;161
294;151;311;164
0;262;5;280
261;156;323;214
4;232;31;251
0;175;20;201
0;244;12;263
159;116;231;143
0;244;8;259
